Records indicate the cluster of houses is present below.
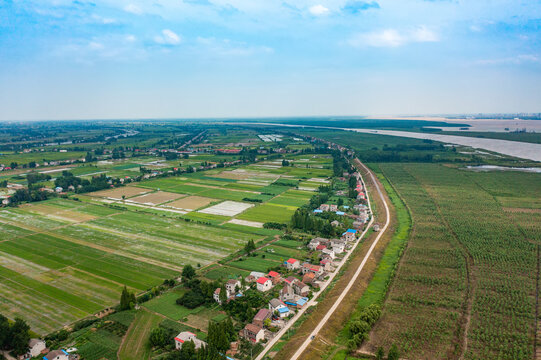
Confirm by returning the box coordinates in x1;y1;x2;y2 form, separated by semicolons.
312;176;370;229
233;232;363;345
19;339;78;360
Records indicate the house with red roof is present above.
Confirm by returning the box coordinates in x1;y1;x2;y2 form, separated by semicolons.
316;244;327;251
242;323;265;343
303;272;316;285
267;271;281;284
301;263;324;276
256;277;272;292
175;331;206;350
285;258;300;271
284;276;297;285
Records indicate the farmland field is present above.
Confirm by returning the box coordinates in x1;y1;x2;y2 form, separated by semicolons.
127;190;184;205
118;309;163;360
0;197;263;334
238;203;298;223
364;163;540;360
89;186;150;199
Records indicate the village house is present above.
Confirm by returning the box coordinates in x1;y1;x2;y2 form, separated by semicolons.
245;275;256;283
295;297;309;309
242;323;265;343
330;220;340;227
343;229;357;242
43;350;69;360
280;283;295;302
283;276;297;285
226;279;241;295
213;288;222;304
316;244;326;251
319;204;330;211
308;238;320;250
27;338;47;358
329;204;338;212
303;272;316;285
175;332;206;350
267;271;281;285
320;259;332;271
331;239;346;254
256;277;273;292
252;308;271;328
301;263;324;276
322;248;335;259
250;271;266;279
269;298;289;318
285;258;300;271
292;279;310;297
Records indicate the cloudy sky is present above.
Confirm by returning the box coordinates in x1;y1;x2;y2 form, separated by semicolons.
0;0;540;120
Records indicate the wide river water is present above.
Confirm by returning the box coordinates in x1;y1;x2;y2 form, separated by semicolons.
234;123;541;162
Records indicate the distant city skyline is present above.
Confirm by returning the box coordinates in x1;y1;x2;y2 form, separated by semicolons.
1;0;540;120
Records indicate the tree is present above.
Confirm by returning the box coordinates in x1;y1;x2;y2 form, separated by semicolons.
149;327;168;348
376;347;385;360
182;264;196;281
388;344;400;360
85;152;94;162
9;318;30;356
0;314;10;349
119;286;135;310
219;284;227;304
179;339;196;360
244;240;256;254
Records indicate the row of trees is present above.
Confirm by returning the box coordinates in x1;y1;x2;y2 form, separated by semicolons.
54;171;119;193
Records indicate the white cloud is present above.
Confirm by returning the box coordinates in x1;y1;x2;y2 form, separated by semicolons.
309;4;330;16
125;35;137;43
411;25;439;42
124;4;143;15
154;29;182;45
348;26;439;48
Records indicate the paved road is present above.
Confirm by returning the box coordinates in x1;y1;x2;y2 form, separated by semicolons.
289;159;391;360
254;161;377;360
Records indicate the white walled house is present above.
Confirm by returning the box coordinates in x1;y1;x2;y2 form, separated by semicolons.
256;277;273;292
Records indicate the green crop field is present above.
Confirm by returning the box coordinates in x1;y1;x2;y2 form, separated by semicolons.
0;197;263;334
364;163;540;360
238;203;298;223
118;309;163;360
142;289;204;321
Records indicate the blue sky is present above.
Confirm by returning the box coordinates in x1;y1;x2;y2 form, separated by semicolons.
0;0;540;120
